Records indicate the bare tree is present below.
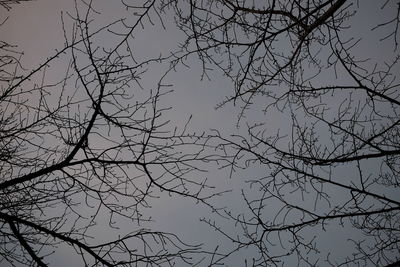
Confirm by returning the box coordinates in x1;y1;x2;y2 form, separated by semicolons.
0;0;33;10
2;0;400;266
164;0;400;266
0;1;220;266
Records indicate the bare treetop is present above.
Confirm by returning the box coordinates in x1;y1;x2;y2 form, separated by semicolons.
1;0;399;266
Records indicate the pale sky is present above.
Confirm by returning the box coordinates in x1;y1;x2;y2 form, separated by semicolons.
1;0;399;266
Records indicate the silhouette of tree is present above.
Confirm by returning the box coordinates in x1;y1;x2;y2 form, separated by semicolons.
164;0;400;265
0;0;32;10
0;1;220;266
2;0;400;266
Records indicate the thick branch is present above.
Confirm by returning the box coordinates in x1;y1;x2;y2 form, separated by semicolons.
8;220;48;267
0;212;113;267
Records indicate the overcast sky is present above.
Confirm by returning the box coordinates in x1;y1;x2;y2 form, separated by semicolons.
1;0;399;266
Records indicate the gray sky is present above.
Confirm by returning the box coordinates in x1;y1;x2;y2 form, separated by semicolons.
1;0;399;266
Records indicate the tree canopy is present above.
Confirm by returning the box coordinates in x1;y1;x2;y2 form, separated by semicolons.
1;0;399;266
